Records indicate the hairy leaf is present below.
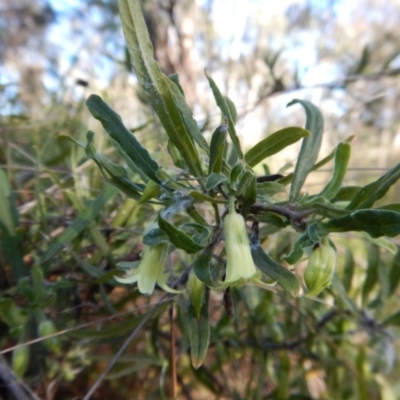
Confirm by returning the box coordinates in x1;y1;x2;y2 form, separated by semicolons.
324;209;400;238
86;95;160;183
118;0;205;179
205;71;243;158
347;161;400;209
158;213;204;254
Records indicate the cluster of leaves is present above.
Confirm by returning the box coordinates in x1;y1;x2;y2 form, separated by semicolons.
1;0;400;398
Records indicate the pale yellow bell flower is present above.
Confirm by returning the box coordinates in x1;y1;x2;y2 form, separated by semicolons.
115;243;182;295
213;198;275;291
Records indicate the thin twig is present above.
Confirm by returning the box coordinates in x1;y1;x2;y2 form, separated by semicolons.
83;268;190;399
82;301;163;400
170;302;178;399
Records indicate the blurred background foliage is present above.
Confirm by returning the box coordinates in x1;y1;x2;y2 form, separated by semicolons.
1;0;400;399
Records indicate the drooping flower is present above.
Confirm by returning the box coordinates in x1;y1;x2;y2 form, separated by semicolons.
304;239;336;297
213;198;275;291
115;243;182;295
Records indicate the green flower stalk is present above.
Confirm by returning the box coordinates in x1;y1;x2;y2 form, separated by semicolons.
214;197;275;291
304;239;336;297
115;243;182;295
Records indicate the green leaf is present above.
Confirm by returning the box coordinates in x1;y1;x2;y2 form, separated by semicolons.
324;209;400;238
287;99;324;202
341;247;355;293
85;131;144;200
143;228;169;246
382;310;400;327
167;139;186;169
41;185;119;265
12;344;29;378
245;127;310;167
158;213;204;254
331;186;361;202
282;224;324;264
187;299;210;369
117;0;205;179
307;202;352;219
86;95;160;183
361;244;379;305
0;169;28;280
168;73;184;95
347;161;400;209
239;170;257;217
251;246;300;296
193;245;215;284
378;203;400;212
187;191;227;204
317;142;351;200
388;247;400;297
167;78;210;154
205;173;228;191
229;161;246;185
278;135;354;187
209;125;227;174
205;71;243;158
256;181;286;196
224;96;238;123
0;299;28;328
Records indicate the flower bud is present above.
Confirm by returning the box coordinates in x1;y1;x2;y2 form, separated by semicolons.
188;271;205;318
304;239;336;297
38;320;61;354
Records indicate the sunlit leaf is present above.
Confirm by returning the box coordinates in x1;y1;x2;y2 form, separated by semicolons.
118;0;205;179
244;127;310;167
317;142;351;200
347;161;400;210
205;71;243;158
287;99;324;202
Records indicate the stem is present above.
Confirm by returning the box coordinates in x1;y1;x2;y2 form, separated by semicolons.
170;302;178;398
229;196;235;214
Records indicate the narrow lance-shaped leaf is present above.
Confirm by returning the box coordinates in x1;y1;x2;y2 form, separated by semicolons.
279;135;355;186
209;125;227;174
86;95;160;183
361;244;379;306
117;0;205;180
347;161;400;210
205;173;228;191
85;131;144;200
187;298;210;369
205;71;243;158
158;212;204;254
317;142;351;200
239;169;257;218
324;209;400;238
244;127;310;167
251;245;300;297
388;247;400;297
167;77;210;154
0;169;28;280
287;99;324;202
